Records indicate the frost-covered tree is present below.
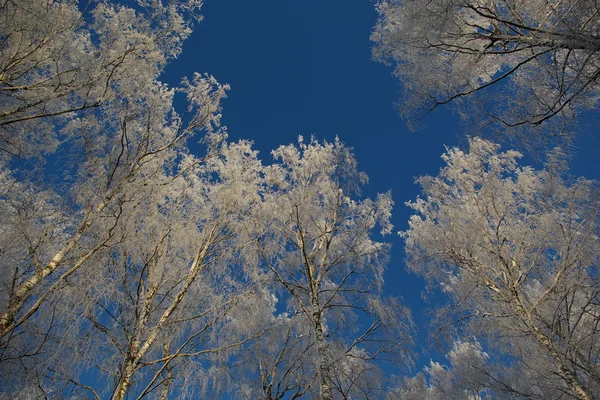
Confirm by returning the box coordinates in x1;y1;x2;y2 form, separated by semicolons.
0;0;244;397
228;310;317;399
99;142;266;400
1;2;414;398
403;138;600;399
372;0;600;139
1;0;204;157
242;137;413;400
0;141;268;399
0;0;228;341
389;340;494;400
390;338;589;399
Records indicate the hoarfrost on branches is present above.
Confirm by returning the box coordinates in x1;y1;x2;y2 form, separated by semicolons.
403;138;600;399
372;0;600;140
235;137;413;399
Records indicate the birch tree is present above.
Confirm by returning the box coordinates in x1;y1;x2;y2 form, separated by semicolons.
0;0;203;157
389;340;495;400
244;137;413;400
228;309;317;399
1;140;268;399
0;0;228;344
389;339;587;399
372;0;600;139
403;138;600;399
100;141;265;400
0;1;247;396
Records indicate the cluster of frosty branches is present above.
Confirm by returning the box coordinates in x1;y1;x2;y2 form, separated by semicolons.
0;2;412;398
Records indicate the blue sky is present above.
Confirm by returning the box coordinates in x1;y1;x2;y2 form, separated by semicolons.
164;0;600;372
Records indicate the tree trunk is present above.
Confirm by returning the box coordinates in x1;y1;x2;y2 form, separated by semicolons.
113;358;137;400
0;228;85;335
111;243;209;400
511;296;593;400
159;342;173;400
529;323;593;400
312;301;333;400
0;195;112;337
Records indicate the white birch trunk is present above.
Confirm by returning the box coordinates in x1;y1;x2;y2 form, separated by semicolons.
111;243;209;400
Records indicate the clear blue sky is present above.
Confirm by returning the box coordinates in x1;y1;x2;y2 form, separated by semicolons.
163;0;600;372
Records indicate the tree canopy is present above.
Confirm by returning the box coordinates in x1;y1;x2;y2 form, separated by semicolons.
1;0;600;399
402;138;600;399
372;0;600;139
